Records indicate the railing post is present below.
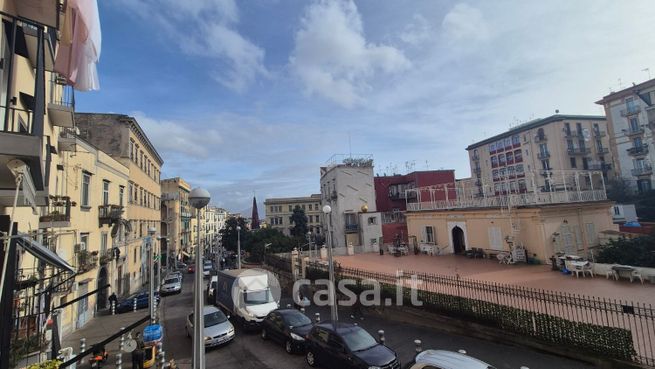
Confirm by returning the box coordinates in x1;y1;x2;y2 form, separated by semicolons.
111;300;116;315
79;338;86;362
377;330;385;345
315;312;320;323
133;297;138;312
119;327;125;351
414;339;422;353
116;353;122;369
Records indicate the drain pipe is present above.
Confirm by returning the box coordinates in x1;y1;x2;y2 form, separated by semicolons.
0;172;23;307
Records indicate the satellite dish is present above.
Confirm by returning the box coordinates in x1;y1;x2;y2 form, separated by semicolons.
123;339;136;353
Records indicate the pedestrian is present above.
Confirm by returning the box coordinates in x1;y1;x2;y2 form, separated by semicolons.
131;332;144;369
108;292;118;309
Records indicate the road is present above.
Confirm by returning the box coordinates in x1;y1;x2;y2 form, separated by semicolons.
160;273;594;369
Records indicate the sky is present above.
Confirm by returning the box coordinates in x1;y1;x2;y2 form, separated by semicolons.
75;0;655;213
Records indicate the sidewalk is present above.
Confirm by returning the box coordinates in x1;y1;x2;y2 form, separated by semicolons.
61;311;152;369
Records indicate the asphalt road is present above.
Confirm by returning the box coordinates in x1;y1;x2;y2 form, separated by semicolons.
160;273;594;369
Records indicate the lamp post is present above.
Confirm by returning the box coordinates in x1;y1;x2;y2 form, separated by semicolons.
322;205;338;326
306;231;312;258
147;227;157;324
189;188;211;369
236;225;241;269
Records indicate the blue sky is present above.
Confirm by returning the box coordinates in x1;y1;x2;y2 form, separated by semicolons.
75;0;655;213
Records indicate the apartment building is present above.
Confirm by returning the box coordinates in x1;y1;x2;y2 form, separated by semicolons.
203;206;224;252
0;0;103;360
75;113;164;294
264;194;323;236
161;177;192;263
320;156;382;253
374;170;455;245
596;78;655;193
466;115;611;196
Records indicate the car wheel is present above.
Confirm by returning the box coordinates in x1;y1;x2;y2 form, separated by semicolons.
306;351;317;367
261;328;268;340
285;340;293;354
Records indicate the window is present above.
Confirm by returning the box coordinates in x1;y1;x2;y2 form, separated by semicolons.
119;186;125;206
492;169;499;180
541;160;550;170
367;217;377;225
512;134;520;146
582;157;589;170
80;233;89;251
134;247;137;263
518;179;527;192
491;156;498;167
81;173;91;207
515;164;524;175
506;151;513;163
488;227;502;250
629;116;640;132
498;153;506;165
507;166;516;177
289;205;292;212
489;142;495;153
539;143;548;155
308;215;312;223
102;180;110;205
633;136;642;148
129;139;135;160
570;157;577;168
499;167;506;179
101;232;108;254
504;137;512;148
424;226;435;243
514;149;522;162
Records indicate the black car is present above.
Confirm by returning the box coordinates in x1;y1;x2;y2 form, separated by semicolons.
305;322;399;369
261;309;314;354
116;291;161;314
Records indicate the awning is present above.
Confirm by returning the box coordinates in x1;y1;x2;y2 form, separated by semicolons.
16;234;75;273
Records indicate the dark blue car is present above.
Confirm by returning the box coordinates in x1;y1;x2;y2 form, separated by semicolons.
116;291;161;314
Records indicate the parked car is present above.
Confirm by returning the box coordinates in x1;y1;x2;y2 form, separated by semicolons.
261;309;314;354
159;276;182;295
167;271;183;280
405;350;497;369
305;322;399;369
187;264;196;274
174;261;187;271
202;263;212;278
116;291;161;314
185;306;235;347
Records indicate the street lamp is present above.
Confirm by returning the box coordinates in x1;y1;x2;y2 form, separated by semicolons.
189;188;211;369
236;225;242;269
147;226;157;324
306;231;312;259
322;205;338;326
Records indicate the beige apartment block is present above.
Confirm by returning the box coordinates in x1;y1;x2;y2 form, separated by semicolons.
466;115;611;197
264;194;323;236
75;113;164;294
596;78;655;193
161;177;193;263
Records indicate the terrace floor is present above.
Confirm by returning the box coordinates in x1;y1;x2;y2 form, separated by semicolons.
333;253;655;305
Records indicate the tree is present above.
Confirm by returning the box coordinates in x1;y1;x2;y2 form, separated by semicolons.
606;178;634;203
596;235;655;267
247;228;296;262
219;217;249;252
289;206;308;237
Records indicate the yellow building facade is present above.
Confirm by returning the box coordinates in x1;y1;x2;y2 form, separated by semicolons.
161;177;192;263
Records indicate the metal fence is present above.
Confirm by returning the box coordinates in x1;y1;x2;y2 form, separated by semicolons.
265;254;654;366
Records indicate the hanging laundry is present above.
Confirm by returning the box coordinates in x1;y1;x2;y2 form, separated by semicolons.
54;0;101;91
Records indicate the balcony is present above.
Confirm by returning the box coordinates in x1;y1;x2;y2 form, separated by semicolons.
98;204;124;226
473;167;481;176
627;144;649;157
77;250;98;273
589;163;611;172
540;168;553;177
345;223;359;233
623;127;644;137
593;130;606;138
596;147;609;155
631;166;653;177
382;212;406;224
567;147;591;155
39;195;72;228
620;106;641;117
58;127;78;152
48;74;75;128
537;151;550;159
534;134;547;143
563;129;581;138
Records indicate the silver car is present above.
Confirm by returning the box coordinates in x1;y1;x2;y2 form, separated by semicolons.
159;276;182;295
185;306;235;347
408;350;497;369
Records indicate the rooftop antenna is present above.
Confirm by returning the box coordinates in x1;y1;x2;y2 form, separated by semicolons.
642;68;651;80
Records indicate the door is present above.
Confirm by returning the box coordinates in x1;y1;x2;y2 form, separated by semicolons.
452;226;466;254
326;333;351;369
97;267;108;309
76;283;89;328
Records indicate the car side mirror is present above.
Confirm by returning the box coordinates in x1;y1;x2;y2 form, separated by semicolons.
227;315;231;319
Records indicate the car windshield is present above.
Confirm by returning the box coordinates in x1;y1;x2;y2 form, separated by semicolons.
283;312;312;327
204;310;228;327
342;327;378;352
243;289;273;305
164;278;178;284
204;265;211;270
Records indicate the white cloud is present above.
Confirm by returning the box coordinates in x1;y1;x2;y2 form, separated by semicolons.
289;0;410;108
399;14;433;46
441;3;490;44
115;0;267;92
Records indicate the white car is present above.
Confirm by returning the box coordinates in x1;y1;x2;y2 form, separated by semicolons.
203;261;212;278
159;276;182;295
185;306;235;347
407;350;497;369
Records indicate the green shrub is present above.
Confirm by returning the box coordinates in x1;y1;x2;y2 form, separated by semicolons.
596;236;655;267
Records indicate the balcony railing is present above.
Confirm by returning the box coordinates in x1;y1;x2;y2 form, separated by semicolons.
77;250;98;273
382;212;406;224
98;204;124;226
593;130;606;137
0;105;34;134
567;147;591;155
589;163;611;171
534;134;547;143
563;129;581;138
623;127;644;136
620;106;641;117
631;166;653;177
596;147;609;155
39;195;72;228
345;223;359;233
407;189;607;212
627;144;649;156
537;151;550;159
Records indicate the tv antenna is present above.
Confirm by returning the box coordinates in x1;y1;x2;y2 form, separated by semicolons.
643;68;651;80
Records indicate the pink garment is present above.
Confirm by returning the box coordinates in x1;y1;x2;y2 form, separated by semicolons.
54;0;101;91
